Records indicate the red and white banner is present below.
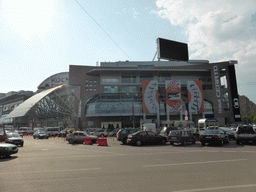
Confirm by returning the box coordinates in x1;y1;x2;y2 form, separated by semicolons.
165;80;182;113
187;80;204;113
142;80;159;113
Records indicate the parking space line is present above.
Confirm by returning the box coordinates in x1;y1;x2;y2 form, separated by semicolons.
0;168;101;175
143;159;247;168
173;184;256;192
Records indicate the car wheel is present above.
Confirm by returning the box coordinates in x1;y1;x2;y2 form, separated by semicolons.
183;140;187;146
192;140;196;144
33;136;36;139
220;139;224;146
170;142;173;145
201;142;205;146
135;140;142;146
69;139;74;144
226;137;229;143
122;138;127;145
236;140;241;145
21;144;24;147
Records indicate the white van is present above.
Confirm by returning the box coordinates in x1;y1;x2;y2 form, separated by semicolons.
45;127;63;136
142;123;156;133
19;127;33;134
198;118;218;135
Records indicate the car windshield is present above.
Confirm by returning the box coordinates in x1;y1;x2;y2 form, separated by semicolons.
169;131;181;136
203;130;219;134
237;126;255;134
7;133;20;138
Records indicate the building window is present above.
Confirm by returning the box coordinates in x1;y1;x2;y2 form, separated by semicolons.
140;74;154;82
102;78;119;83
104;86;119;93
121;76;137;83
121;86;137;93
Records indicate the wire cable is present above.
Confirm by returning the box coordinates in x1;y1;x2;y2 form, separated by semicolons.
73;0;131;60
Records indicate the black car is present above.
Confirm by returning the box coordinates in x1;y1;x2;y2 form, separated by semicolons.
127;131;167;146
33;131;49;139
199;128;229;146
5;133;24;147
117;128;140;144
167;129;196;146
0;143;18;158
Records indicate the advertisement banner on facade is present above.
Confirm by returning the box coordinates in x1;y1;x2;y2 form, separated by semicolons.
142;80;159;113
187;80;204;113
165;80;182;113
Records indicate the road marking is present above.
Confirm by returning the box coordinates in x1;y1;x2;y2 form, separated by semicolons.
173;184;256;192
0;168;101;175
143;159;247;168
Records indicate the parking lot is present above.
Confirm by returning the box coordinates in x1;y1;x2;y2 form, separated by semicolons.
1;136;256;192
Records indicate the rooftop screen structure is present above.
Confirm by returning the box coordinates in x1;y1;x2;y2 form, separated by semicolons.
157;38;189;61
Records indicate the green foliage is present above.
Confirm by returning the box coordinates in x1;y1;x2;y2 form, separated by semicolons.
241;115;256;124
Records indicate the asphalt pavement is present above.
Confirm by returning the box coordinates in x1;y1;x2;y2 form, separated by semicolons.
1;136;256;192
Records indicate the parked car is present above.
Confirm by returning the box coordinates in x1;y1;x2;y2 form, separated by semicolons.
127;131;167;146
5;133;24;147
159;126;178;137
67;131;98;144
14;130;24;137
91;129;109;137
33;131;49;139
219;127;235;140
108;130;119;137
199;128;229;146
85;128;102;135
235;125;256;145
57;130;67;137
167;129;196;146
0;143;18;158
117;128;140;144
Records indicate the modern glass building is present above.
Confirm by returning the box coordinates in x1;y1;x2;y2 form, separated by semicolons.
69;60;241;129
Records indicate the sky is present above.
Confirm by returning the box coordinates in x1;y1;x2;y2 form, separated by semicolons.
0;0;256;102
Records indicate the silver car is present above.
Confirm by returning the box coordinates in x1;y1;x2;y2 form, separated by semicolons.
67;131;98;144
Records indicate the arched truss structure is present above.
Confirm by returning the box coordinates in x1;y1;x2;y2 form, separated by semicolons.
7;85;80;121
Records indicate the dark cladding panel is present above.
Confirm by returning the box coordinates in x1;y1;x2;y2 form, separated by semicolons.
157;38;189;61
228;65;241;122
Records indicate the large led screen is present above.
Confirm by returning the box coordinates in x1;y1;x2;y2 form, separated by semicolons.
157;38;189;61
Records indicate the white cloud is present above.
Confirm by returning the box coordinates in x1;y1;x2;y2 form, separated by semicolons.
156;0;256;101
156;0;256;66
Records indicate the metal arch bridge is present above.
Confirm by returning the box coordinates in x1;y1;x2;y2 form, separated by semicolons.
7;85;79;121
